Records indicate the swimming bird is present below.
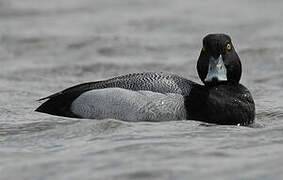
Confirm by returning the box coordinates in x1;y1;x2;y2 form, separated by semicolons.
35;34;255;125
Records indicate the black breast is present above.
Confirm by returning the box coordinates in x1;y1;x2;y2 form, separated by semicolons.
185;83;255;125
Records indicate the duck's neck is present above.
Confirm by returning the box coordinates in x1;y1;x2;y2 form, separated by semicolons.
204;81;239;88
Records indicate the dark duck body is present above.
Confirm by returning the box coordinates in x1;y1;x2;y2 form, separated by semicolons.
36;34;255;125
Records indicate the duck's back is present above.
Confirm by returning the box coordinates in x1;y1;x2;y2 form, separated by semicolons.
36;72;196;118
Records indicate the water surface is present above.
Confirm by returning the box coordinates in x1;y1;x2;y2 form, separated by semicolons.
1;0;283;179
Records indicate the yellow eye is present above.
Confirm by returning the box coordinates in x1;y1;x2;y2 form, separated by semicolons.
202;46;206;51
226;43;231;50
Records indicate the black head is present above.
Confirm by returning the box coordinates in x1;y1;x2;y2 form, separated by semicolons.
197;34;242;86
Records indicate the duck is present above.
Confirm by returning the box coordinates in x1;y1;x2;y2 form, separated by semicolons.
35;34;255;125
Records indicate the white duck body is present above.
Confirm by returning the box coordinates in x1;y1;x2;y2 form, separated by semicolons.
71;88;187;121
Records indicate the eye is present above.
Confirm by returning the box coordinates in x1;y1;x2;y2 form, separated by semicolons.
226;43;232;50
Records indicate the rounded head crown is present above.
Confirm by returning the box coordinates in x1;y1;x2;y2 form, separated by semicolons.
197;33;242;86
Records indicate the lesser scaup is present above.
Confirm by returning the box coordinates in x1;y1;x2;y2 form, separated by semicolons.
35;34;255;125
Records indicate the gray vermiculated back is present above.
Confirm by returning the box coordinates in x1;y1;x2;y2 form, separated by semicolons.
36;72;196;117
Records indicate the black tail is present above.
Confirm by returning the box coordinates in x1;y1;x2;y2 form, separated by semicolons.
35;92;82;118
35;80;107;118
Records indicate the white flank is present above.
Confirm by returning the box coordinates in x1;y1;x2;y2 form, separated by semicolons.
70;88;186;121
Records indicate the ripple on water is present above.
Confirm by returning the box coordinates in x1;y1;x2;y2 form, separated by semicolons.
0;120;79;136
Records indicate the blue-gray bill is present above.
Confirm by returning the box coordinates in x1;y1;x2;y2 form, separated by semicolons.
204;55;227;83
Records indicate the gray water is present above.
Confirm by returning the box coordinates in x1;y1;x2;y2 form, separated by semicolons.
1;0;283;179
